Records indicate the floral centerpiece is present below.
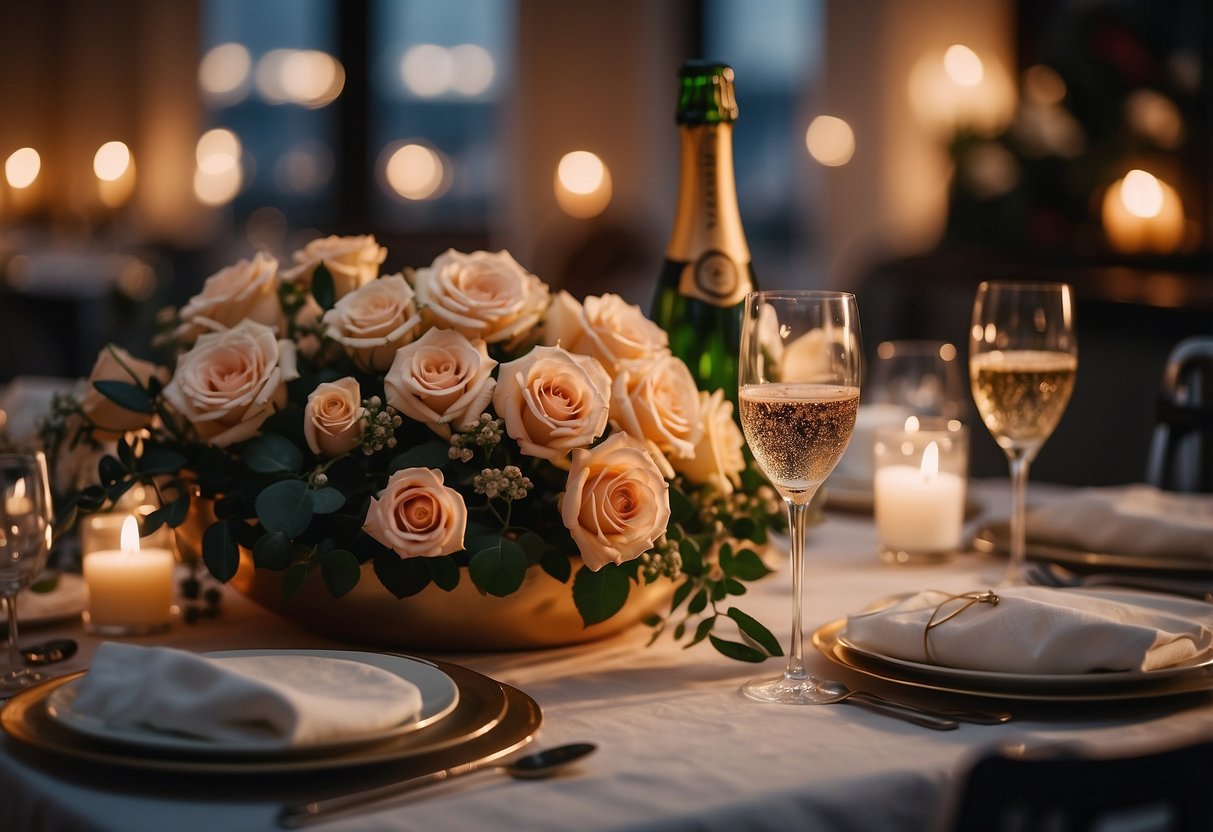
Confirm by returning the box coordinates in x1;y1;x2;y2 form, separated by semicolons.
47;235;786;660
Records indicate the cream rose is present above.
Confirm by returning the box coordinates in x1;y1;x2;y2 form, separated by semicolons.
412;249;550;345
322;275;421;372
541;291;668;376
79;346;168;441
611;354;703;461
383;328;496;439
175;252;282;341
162;320;299;447
560;432;671;572
303;377;366;457
492;345;611;466
363;467;466;559
280;234;386;298
672;390;746;496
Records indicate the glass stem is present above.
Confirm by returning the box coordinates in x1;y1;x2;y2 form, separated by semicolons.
1005;454;1031;586
3;593;22;676
784;498;810;681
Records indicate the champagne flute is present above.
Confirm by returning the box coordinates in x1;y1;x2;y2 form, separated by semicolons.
0;452;54;694
738;291;861;705
969;281;1077;586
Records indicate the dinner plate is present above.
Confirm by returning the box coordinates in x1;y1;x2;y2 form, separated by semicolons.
973;522;1213;575
43;649;460;757
0;574;86;627
812;617;1213;702
1;657;525;773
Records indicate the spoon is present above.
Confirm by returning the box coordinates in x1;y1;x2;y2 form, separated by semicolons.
21;638;78;666
279;742;597;827
813;679;1012;729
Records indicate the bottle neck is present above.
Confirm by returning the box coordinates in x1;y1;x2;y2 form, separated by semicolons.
666;123;751;306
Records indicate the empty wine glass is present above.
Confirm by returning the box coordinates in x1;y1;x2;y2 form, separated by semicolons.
868;340;963;420
969;281;1077;585
738;291;862;704
1;452;54;694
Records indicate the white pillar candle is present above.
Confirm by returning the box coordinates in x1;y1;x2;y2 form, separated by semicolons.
83;515;174;634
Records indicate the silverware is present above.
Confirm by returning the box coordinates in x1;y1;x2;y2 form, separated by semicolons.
813;679;1011;729
1026;562;1213;601
21;638;78;666
278;742;597;827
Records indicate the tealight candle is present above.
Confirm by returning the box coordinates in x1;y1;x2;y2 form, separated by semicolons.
83;515;174;635
873;418;968;564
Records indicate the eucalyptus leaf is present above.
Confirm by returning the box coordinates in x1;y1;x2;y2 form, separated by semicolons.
685;616;716;648
136;445;188;475
98;455;125;487
731;548;772;581
202;521;240;583
727;607;783;656
539;547;572;583
572;564;630;626
469;539;528;597
243;434;303;475
311;263;336;311
687;587;708;615
668;485;695;525
255;480;314;537
92;379;153;414
670;578;694;612
427;556;460;591
372;554;431;598
282;563;309;600
253;532;292;570
320;549;360;597
708;635;767;663
310;487;346;514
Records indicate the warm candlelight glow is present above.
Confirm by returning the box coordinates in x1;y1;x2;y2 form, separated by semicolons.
384;143;447;200
199;42;252;104
1120;169;1164;218
402;44;454;97
943;45;983;87
555;151;612;218
255;49;344;108
909;44;1015;134
5;147;41;189
196;129;242;175
449;44;496;95
1101;169;1185;254
920;441;939;479
805;116;855;167
94;141;131;182
84;512;175;634
120;514;140;553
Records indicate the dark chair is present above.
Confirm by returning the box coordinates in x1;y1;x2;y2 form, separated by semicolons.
1147;336;1213;493
945;739;1213;832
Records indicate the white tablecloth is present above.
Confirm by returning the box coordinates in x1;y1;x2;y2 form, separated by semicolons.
2;481;1210;832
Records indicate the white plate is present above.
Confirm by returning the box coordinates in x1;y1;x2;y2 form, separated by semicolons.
0;574;86;627
45;649;459;757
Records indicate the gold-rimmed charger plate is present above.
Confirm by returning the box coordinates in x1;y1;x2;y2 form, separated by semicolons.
973;522;1213;576
812;617;1213;703
0;657;538;774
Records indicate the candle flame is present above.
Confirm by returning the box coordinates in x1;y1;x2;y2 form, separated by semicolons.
1120;169;1164;218
920;441;940;479
11;479;25;499
120;515;141;554
904;416;920;432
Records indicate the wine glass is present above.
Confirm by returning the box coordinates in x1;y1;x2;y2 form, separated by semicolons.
969;281;1076;585
868;339;963;420
0;452;54;694
738;290;862;704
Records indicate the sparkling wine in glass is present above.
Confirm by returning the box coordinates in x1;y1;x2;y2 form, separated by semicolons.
738;291;861;705
969;281;1076;585
0;452;54;694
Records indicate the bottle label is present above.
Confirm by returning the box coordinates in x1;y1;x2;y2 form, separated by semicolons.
679;250;743;305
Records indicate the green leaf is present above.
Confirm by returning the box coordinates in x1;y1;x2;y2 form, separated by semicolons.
668;485;695;525
679;535;704;576
311;262;336;310
372;554;431;598
469;538;528;597
673;621;687;640
516;531;547;562
572;564;630;626
311;487;346;514
320;549;360;597
670;578;695;612
116;436;134;467
243;434;303;475
685;616;716;648
427;556;460;591
687;587;708;615
709;635;768;662
539;547;572;583
388;440;452;473
136;445;188;475
202;521;240;582
92;379;153;414
164;488;190;527
727;607;784;656
98;455;125;487
282;563;309;600
255;480;314;536
142;506;168;535
730;517;757;541
731;548;772;581
253;532;292;570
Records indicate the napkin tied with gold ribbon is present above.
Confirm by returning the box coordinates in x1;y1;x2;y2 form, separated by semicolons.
845;587;1213;674
71;643;423;749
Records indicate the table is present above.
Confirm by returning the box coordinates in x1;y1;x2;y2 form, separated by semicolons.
2;481;1210;832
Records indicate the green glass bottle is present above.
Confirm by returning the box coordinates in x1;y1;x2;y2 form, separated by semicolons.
650;60;755;406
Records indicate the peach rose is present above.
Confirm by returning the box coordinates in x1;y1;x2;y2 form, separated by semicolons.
412;249;550;345
492;345;611;466
363;467;466;559
280;234;386;298
175;252;283;341
162;320;299;447
79;346;168;441
383;328;496;439
541;291;668;377
560;432;671;571
611;354;703;461
671;390;746;496
303;377;366;457
322;275;421;372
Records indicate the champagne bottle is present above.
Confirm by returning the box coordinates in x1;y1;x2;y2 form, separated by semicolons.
650;60;755;405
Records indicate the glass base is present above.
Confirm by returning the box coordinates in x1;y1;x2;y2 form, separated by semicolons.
742;672;836;705
879;545;955;566
0;667;45;694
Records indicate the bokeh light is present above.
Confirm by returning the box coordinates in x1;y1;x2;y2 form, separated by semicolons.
5;147;41;189
943;45;983;87
384;143;447;200
198;43;252;104
805;116;855;167
401;44;454;97
93;141;131;182
555;151;612;218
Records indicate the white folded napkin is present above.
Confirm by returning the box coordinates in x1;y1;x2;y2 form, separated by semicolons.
1027;485;1213;562
71;643;424;749
845;586;1213;674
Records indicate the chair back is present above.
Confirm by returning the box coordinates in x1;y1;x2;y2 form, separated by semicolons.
1147;336;1213;492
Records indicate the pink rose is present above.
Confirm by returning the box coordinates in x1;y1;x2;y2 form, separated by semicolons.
175;252;283;341
560;432;671;571
412;249;550;345
541;291;668;377
383;328;496;439
280;234;386;298
303;377;366;457
611;354;703;461
322;275;421;372
492;345;611;466
79;346;168;441
672;390;746;496
162;320;299;447
363;467;466;559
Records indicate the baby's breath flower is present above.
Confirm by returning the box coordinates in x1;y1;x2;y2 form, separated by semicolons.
640;538;683;583
448;413;505;461
473;465;533;501
360;397;401;455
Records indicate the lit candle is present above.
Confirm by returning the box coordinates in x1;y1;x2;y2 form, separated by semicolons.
1101;169;1185;254
873;420;968;564
4;478;33;515
83;515;174;634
